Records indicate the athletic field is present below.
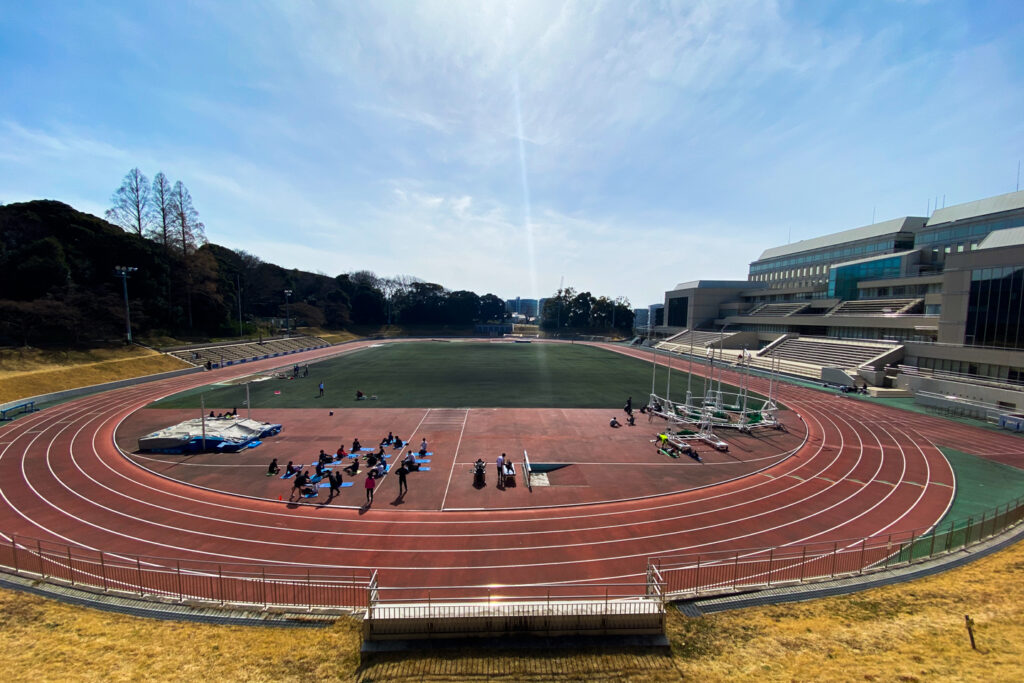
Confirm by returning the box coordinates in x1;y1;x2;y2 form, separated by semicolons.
153;341;759;410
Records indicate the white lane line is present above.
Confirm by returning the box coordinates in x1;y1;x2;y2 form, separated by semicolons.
439;409;470;510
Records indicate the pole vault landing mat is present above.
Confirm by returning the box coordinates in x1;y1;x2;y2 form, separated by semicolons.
115;407;806;511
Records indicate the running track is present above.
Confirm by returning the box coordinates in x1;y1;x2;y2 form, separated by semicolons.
2;340;1022;600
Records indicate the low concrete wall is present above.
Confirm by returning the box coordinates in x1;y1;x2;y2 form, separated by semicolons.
898;373;1024;411
0;366;206;413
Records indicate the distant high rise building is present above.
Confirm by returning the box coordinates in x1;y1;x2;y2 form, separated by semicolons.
505;297;539;317
649;304;664;327
633;308;649;327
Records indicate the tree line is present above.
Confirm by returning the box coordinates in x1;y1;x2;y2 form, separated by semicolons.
539;288;634;335
0;169;633;346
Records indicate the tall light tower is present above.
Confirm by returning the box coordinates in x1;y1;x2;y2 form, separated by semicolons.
114;266;138;344
284;289;292;338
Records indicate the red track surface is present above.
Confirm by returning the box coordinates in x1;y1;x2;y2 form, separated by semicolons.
2;340;1022;600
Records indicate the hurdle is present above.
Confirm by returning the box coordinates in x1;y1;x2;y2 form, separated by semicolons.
522;449;533;492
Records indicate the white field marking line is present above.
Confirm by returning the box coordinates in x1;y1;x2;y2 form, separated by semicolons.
96;394;830;545
28;378;827;573
374;409;432;492
28;339;831;557
55;371;832;558
2;391;151;560
4;344;937;573
107;388;820;531
439;409;470;510
51;389;888;567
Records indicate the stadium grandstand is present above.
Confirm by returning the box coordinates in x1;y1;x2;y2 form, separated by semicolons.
652;189;1024;412
165;335;330;369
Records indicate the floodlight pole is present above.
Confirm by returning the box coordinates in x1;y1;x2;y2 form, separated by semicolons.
236;274;243;338
114;266;138;344
284;289;293;338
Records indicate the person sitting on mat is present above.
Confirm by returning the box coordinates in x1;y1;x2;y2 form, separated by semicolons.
402;451;420;471
352;438;361;453
419;437;429;456
315;461;325;478
627;414;636;426
318;449;331;465
375;444;387;458
366;452;380;468
344;458;360;476
392;436;404;449
381;432;394;446
356;390;365;400
610;416;621;428
267;458;280;476
285;461;299;477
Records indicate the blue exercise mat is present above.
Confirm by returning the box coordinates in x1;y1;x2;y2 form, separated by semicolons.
415;459;431;464
360;447;374;451
280;472;296;479
416;467;431;471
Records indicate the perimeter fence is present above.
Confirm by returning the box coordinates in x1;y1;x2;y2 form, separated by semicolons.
650;495;1024;599
0;534;374;612
1;495;1021;618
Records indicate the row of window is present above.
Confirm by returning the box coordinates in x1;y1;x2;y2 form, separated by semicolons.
915;216;1024;246
859;283;941;298
826;327;934;342
749;238;906;274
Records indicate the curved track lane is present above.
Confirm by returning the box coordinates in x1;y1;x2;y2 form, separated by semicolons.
3;340;1013;598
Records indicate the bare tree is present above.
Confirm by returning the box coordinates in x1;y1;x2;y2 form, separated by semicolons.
379;274;420;324
105;168;151;236
169;181;206;328
147;172;174;250
169;181;206;255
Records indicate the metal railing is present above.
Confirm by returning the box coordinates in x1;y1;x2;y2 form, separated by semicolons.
650;496;1024;599
0;534;373;612
364;579;665;638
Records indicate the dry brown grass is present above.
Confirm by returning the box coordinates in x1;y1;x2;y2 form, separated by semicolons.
1;538;1022;681
295;327;362;345
0;346;190;404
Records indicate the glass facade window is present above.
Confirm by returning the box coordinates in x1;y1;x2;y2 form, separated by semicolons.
965;266;1024;348
828;256;903;300
915;215;1024;247
667;297;688;327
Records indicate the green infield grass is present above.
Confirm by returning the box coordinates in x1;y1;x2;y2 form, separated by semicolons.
152;341;766;410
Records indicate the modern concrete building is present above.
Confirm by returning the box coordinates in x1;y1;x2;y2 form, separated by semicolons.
653;190;1024;409
505;297;539;318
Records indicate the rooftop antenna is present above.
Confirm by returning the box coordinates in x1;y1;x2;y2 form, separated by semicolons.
871;205;876;224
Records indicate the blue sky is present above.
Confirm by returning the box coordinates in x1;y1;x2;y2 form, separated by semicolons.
1;1;1023;307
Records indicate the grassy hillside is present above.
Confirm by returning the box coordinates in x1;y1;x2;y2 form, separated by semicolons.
0;346;190;404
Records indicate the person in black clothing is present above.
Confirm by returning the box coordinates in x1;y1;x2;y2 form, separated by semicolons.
396;465;409;496
624;396;633;415
267;458;280;476
352;438;361;453
329;470;343;498
315;461;325;478
291;470;307;499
